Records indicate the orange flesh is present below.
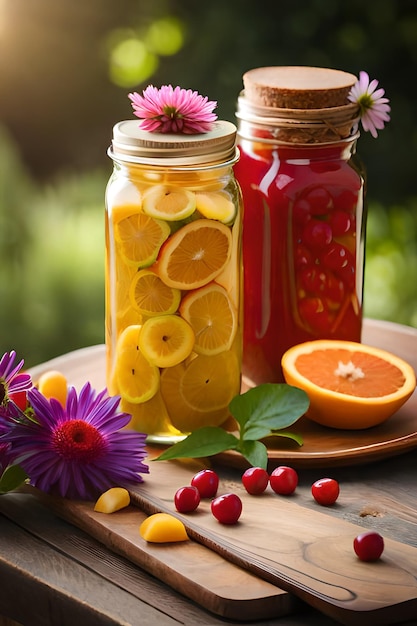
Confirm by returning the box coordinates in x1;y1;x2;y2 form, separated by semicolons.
295;349;406;398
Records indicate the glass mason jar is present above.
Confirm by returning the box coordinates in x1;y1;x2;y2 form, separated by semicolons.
234;67;366;385
105;120;243;443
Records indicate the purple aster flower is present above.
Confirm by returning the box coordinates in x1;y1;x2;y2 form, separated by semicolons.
0;350;32;412
129;84;218;134
348;71;391;138
0;350;32;477
3;382;149;500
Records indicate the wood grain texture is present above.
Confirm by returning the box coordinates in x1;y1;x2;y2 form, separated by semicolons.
21;489;295;622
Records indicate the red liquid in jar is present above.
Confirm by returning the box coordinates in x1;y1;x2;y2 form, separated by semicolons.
235;141;365;384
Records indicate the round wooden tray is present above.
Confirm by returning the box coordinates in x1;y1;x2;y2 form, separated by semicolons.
29;318;417;469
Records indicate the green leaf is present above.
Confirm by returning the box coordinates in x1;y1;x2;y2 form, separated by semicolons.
230;384;309;440
237;439;268;469
154;427;239;461
267;430;304;446
0;464;28;494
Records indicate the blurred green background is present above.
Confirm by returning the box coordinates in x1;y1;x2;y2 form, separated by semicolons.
0;0;416;367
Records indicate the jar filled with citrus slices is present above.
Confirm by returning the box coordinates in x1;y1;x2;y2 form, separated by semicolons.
105;120;243;442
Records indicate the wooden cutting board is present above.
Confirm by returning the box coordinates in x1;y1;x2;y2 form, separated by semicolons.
38;454;417;626
128;457;417;626
29;483;294;622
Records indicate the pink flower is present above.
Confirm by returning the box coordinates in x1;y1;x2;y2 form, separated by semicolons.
348;71;391;138
129;84;217;134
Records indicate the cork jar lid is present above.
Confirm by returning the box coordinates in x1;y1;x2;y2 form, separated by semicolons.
243;66;357;109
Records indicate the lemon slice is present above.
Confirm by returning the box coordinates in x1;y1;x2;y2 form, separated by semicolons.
142;185;196;221
180;283;238;355
281;339;416;429
195;191;236;223
180;351;240;411
121;392;181;437
114;212;170;268
114;325;160;403
129;269;181;316
157;219;232;290
138;315;195;368
160;363;230;433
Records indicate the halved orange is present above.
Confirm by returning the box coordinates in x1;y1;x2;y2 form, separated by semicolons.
281;339;416;429
138;314;195;368
142;184;196;221
114;325;160;403
180;351;241;412
157;219;232;290
129;269;181;316
160;362;230;433
180;283;238;355
195;190;236;224
114;212;170;268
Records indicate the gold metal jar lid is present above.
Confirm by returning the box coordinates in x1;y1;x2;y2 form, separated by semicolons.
109;119;238;167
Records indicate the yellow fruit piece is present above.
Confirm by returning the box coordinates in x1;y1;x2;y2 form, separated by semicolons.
138;315;195;368
157;219;232;290
195;190;236;223
142;185;196;221
180;351;240;411
114;211;170;268
281;339;417;430
121;392;181;437
37;370;68;406
114;325;160;403
94;487;130;514
139;513;189;543
180;283;237;355
129;269;181;317
160;363;230;433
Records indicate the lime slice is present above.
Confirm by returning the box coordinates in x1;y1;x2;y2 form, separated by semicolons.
129;269;181;316
142;185;196;221
195;191;236;223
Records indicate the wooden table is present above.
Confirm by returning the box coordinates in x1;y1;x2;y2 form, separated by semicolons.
0;319;416;626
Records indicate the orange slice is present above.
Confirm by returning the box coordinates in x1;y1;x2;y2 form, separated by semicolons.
195;190;236;223
142;185;196;221
129;269;181;316
157;219;232;290
114;325;160;403
138;315;195;368
180;351;241;412
180;283;237;355
114;212;170;268
160;363;230;433
281;339;416;429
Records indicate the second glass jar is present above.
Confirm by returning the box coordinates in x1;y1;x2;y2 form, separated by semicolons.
234;67;366;385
